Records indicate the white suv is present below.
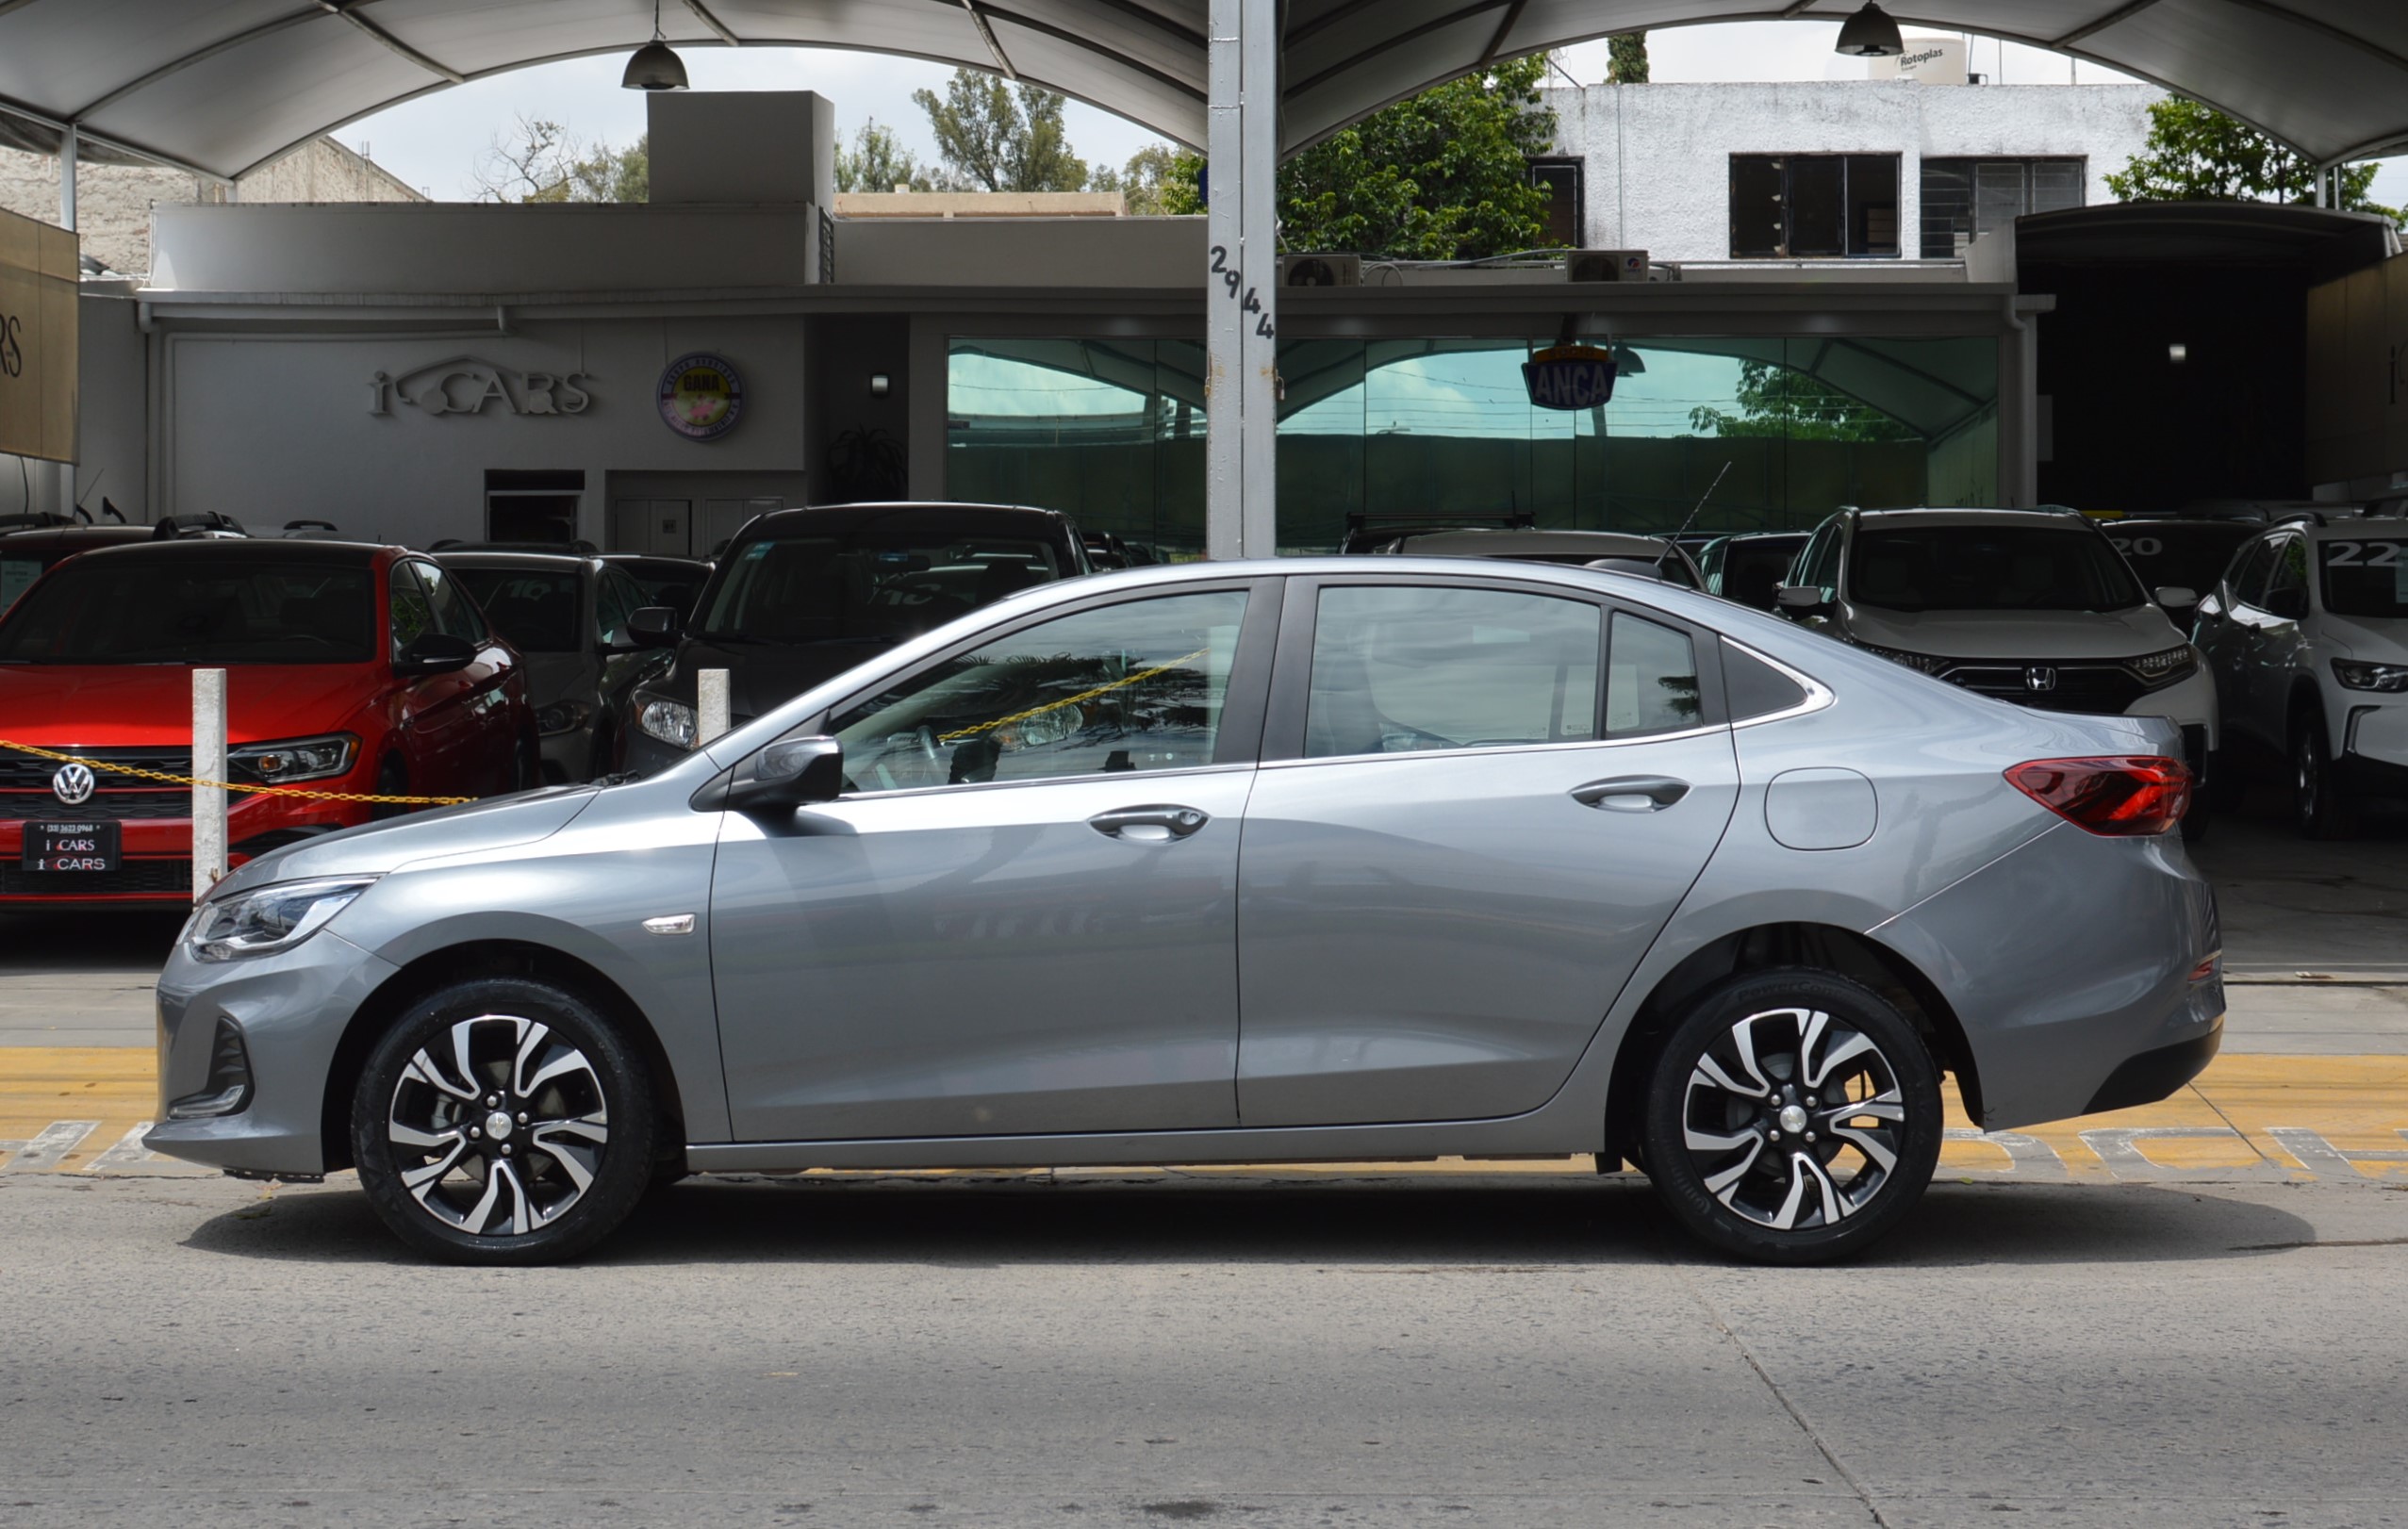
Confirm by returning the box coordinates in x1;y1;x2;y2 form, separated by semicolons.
2192;516;2408;838
1776;508;2219;820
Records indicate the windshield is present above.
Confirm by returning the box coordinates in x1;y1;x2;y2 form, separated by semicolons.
0;558;375;665
1;554;44;613
2318;535;2408;620
621;567;706;619
450;567;581;652
696;533;1066;644
1849;526;2145;614
2103;524;2253;597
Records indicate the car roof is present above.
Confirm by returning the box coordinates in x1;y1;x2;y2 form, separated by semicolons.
740;501;1071;542
58;538;396;567
1392;529;1671;556
1852;507;2092;531
0;526;158;550
599;552;710;570
435;551;599;571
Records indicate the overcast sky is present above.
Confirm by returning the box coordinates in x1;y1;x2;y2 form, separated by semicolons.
336;20;2405;209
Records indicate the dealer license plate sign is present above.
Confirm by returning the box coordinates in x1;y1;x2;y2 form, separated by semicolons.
24;820;120;873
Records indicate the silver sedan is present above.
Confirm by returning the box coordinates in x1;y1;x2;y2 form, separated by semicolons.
149;559;2223;1265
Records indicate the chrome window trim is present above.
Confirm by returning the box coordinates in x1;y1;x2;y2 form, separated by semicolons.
1259;723;1729;771
828;759;1256;805
1724;638;1836;730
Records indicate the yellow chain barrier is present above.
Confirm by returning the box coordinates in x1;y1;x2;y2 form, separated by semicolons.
937;648;1210;745
0;739;472;806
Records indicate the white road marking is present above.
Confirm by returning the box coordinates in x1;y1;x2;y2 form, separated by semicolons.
85;1123;164;1172
0;1120;97;1172
2267;1126;2408;1176
1943;1127;2069;1176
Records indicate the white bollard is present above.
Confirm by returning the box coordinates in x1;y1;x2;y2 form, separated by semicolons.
696;668;731;748
191;668;228;899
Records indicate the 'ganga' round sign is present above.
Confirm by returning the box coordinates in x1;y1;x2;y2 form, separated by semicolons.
657;353;744;440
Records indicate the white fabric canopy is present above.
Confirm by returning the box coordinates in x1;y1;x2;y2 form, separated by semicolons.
0;0;2400;180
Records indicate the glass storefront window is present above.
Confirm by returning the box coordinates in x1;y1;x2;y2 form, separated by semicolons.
948;333;1998;554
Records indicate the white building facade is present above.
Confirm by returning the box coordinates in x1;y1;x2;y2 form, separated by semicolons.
1541;80;2160;267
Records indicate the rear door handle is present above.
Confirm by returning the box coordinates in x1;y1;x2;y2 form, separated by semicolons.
1088;805;1211;843
1571;775;1691;813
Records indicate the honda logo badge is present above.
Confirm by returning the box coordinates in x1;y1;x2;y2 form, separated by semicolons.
2024;666;2059;693
51;762;96;805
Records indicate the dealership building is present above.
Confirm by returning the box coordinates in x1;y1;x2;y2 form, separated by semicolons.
3;12;2406;558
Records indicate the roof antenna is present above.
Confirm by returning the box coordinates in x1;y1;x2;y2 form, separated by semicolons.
1658;459;1732;571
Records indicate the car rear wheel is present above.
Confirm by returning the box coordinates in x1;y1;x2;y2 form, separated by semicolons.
351;976;655;1265
2292;711;2355;841
1641;969;1941;1265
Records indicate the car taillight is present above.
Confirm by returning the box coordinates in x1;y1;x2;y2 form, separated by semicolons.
2004;756;2192;837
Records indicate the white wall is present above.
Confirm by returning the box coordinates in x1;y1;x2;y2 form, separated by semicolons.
161;317;810;545
1546;82;2160;264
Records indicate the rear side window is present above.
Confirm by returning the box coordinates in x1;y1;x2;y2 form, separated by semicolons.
1721;639;1810;721
1607;612;1703;736
1305;585;1600;758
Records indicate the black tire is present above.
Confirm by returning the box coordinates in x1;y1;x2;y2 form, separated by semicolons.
1641;968;1942;1266
369;753;412;822
512;731;541;793
351;976;655;1265
2292;711;2355;841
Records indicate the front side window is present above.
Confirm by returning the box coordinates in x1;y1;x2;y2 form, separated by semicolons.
2263;535;2309;614
2318;535;2408;619
833;589;1248;792
1304;585;1601;759
2226;539;2276;607
389;564;435;656
411;561;486;642
1848;526;2144;614
0;557;375;666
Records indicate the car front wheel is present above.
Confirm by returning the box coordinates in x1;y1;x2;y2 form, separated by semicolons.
352;976;655;1264
2292;711;2355;841
1641;969;1941;1265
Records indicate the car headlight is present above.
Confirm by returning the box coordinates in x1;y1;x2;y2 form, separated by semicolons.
635;693;697;749
228;733;358;784
2333;659;2408;693
2128;646;2200;686
185;876;378;963
1850;640;1950;676
536;699;595;736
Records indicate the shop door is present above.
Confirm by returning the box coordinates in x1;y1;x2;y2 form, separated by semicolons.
609;499;692;556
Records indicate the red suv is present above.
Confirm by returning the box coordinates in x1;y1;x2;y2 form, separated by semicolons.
0;540;536;907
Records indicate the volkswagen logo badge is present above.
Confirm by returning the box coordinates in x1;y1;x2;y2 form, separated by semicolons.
2024;666;2059;693
51;761;97;806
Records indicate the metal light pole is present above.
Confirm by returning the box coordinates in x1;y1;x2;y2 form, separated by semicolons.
1204;0;1278;560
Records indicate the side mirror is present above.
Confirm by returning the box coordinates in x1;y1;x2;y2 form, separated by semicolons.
1774;584;1829;614
393;632;477;677
2153;585;2199;611
722;736;845;815
628;606;682;649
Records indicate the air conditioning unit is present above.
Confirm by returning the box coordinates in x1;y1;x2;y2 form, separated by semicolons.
1566;249;1650;283
1282;254;1362;288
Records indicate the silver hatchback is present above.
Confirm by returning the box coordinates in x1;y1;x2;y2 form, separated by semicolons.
149;560;2223;1265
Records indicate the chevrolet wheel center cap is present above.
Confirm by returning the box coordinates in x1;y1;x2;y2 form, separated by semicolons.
51;762;95;806
485;1110;514;1142
1778;1105;1809;1134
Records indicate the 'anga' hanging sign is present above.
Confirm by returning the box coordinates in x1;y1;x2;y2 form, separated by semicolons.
1522;343;1618;411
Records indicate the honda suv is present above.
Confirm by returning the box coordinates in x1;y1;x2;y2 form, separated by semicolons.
2193;516;2408;837
1776;508;2218;822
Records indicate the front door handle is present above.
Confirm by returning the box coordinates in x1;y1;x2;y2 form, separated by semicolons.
1571;775;1691;813
1088;804;1211;843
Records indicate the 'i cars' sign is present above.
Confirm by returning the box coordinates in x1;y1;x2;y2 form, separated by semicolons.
1522;343;1618;411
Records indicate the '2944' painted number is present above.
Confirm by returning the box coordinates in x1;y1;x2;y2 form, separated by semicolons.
1208;246;1275;339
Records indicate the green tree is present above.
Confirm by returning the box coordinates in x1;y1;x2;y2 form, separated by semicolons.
2106;98;2399;224
1688;360;1918;442
912;70;1089;191
835;119;935;193
1607;32;1651;84
1107;143;1202;215
1276;55;1558;258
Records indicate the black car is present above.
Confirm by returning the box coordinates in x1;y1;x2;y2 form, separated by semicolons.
437;551;671;783
600;552;713;623
616;502;1092;777
1697;531;1810;612
2097;518;2259;619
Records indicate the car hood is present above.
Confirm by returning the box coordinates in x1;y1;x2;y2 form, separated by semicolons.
0;663;380;747
209;783;602;895
668;637;899;721
1840;603;2183;661
2316;612;2408;661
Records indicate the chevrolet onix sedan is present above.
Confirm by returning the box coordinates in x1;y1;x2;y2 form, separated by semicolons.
149;560;2222;1266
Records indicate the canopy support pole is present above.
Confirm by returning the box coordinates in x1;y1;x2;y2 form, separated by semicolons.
1205;0;1278;560
58;123;75;231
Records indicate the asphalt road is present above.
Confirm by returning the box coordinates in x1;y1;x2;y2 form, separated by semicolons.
2;1168;2404;1528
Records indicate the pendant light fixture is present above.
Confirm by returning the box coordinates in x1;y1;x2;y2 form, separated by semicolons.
1834;2;1905;58
622;0;689;90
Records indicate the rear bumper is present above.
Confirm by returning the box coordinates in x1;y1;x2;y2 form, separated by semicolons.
1872;820;2224;1131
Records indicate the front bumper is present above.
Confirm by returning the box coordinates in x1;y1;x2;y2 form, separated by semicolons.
2336;700;2408;797
1872;820;2224;1131
144;924;398;1176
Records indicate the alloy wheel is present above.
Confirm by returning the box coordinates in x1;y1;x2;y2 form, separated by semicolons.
1676;1005;1907;1232
386;1013;610;1237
